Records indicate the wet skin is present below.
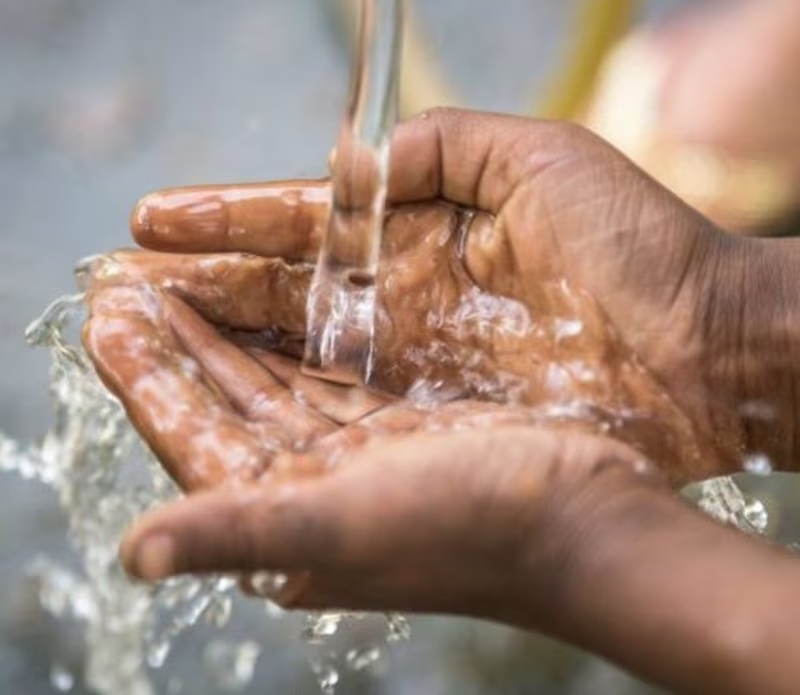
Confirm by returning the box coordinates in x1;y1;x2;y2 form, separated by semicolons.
84;110;800;695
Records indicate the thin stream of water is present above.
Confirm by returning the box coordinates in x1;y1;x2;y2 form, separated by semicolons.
302;0;404;386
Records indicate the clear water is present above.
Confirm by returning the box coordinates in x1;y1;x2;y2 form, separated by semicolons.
302;0;404;386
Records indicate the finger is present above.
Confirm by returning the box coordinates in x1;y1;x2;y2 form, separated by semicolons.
387;108;599;212
131;180;330;260
163;295;336;447
90;250;311;333
120;426;563;582
130;110;595;258
84;285;269;490
120;479;344;580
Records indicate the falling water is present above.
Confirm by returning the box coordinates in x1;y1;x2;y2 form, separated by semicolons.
302;0;404;386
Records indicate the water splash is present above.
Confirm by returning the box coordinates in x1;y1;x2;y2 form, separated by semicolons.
203;640;261;692
696;476;771;535
1;291;407;694
50;663;76;693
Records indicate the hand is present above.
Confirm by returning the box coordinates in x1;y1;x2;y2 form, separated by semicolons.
86;277;800;695
89;110;792;478
83;109;800;695
85;256;667;618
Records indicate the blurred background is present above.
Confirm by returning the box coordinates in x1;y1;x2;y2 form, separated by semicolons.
2;0;800;693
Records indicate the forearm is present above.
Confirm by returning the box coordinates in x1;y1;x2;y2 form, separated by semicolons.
517;478;800;695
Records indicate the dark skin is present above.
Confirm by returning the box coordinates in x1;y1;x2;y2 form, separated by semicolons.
84;109;800;694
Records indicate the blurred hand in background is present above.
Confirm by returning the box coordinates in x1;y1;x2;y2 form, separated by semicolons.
586;0;800;234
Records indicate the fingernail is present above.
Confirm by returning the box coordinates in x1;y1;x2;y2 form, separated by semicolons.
132;534;177;581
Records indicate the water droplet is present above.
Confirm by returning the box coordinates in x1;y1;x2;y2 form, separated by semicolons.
385;613;411;643
204;593;233;628
554;318;584;342
249;571;288;598
311;661;340;695
346;646;381;671
203;640;261;692
303;613;343;644
743;453;772;477
50;664;75;692
743;500;769;533
147;637;171;669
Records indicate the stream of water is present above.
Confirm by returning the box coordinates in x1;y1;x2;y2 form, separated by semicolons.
302;0;404;386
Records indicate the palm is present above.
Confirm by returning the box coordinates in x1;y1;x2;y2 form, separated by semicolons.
85;253;589;492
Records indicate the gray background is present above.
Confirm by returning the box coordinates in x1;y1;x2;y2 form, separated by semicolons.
0;1;685;693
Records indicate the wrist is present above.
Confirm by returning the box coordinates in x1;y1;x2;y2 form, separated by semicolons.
501;436;667;630
515;466;800;694
702;235;800;470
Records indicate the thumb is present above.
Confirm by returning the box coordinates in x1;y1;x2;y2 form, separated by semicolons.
120;478;342;581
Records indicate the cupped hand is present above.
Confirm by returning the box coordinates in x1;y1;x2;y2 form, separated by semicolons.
121;415;660;623
86;110;748;489
86;260;668;619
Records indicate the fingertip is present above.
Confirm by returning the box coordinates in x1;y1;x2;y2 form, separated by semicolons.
129;188;230;250
121;527;178;581
130;193;156;246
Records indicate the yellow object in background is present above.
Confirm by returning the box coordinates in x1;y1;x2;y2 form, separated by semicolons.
537;0;639;120
335;0;639;120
